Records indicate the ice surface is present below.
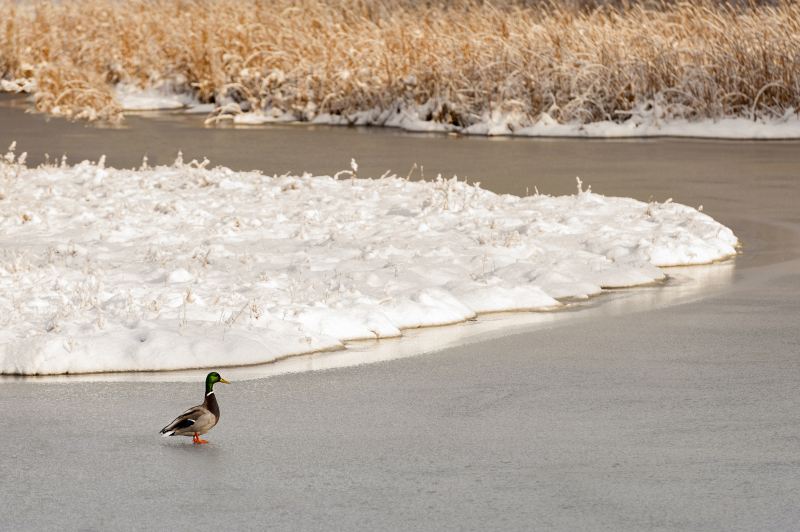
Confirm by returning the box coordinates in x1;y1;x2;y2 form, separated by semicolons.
0;150;738;374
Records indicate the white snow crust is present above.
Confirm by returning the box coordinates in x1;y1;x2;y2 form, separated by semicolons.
0;151;738;375
227;101;800;140
114;84;196;111
3;81;799;138
0;78;36;94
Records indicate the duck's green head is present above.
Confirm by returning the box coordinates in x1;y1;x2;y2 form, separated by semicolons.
205;371;230;393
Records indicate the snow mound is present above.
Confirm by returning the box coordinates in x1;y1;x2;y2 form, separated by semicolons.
0;151;738;374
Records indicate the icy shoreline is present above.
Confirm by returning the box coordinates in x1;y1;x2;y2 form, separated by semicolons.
2;80;798;139
227;104;800;141
0;148;738;374
109;87;800;140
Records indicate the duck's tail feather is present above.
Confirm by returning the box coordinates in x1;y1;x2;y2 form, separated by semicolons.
160;417;195;436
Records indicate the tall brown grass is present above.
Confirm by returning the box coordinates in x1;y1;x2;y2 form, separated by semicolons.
1;0;798;125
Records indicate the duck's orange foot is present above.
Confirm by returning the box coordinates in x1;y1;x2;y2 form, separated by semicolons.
192;433;208;444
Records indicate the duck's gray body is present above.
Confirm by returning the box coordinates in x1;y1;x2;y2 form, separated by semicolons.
160;391;220;437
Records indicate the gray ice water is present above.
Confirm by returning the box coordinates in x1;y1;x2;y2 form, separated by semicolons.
2;97;799;530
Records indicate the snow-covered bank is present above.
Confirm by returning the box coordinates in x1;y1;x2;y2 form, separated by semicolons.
5;79;800;139
0;147;738;375
226;102;800;140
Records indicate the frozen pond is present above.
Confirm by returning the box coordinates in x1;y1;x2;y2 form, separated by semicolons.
2;96;800;530
1;95;797;378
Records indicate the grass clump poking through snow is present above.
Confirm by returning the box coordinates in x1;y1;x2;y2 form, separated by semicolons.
0;1;799;131
0;144;737;375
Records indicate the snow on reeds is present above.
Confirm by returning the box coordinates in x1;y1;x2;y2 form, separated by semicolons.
1;0;798;127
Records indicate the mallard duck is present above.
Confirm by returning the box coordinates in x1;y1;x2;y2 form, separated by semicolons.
160;371;230;444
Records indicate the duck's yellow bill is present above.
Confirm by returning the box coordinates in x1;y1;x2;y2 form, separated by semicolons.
219;378;231;384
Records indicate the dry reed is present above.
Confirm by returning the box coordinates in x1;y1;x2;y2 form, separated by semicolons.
1;0;798;126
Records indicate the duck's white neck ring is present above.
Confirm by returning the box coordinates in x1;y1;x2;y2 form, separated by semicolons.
206;391;215;397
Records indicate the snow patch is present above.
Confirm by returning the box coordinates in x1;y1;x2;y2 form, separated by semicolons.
0;78;36;94
114;84;196;111
0;149;738;374
222;100;800;139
